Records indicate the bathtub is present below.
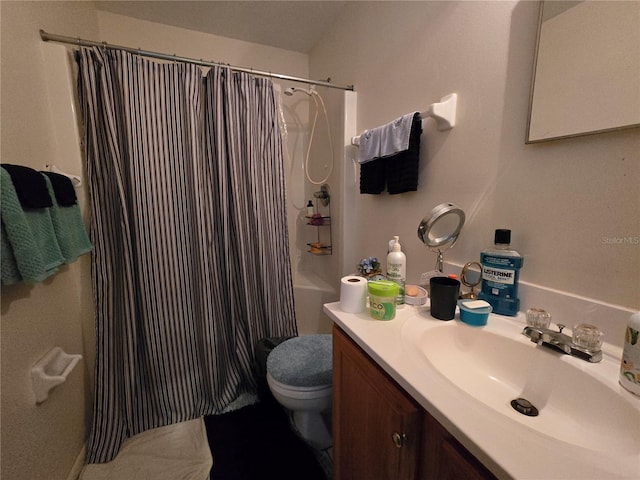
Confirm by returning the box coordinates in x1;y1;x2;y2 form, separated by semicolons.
293;272;338;335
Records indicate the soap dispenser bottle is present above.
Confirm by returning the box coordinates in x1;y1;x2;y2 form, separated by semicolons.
478;229;523;316
386;236;406;305
620;311;640;396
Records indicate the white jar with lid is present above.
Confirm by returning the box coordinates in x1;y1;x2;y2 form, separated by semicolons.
620;311;640;396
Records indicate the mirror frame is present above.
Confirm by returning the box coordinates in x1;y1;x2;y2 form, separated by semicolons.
417;203;465;250
525;1;640;144
417;203;465;273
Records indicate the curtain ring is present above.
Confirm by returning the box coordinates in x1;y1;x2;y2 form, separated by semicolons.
76;36;81;46
101;41;107;51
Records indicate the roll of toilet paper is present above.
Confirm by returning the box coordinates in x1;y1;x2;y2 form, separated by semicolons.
340;276;368;313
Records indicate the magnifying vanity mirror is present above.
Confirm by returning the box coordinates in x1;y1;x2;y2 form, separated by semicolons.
460;261;482;299
417;203;465;273
526;1;640;143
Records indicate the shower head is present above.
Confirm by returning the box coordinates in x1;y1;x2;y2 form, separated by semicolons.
284;86;316;96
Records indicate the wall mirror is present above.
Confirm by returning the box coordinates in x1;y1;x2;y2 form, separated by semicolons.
526;1;640;143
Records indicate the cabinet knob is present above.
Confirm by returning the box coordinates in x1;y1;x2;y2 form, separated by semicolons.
392;432;406;448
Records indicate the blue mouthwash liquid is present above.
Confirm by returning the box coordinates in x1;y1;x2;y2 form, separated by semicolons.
478;229;523;316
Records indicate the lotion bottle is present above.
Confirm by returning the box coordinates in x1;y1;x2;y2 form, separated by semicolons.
386;236;406;305
620;311;640;396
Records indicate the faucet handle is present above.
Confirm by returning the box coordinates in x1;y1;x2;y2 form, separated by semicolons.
557;324;565;333
526;308;551;329
572;324;603;350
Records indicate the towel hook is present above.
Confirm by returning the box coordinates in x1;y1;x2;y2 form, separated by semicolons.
45;164;82;188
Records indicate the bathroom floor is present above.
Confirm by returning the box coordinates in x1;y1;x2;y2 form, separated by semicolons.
204;398;330;480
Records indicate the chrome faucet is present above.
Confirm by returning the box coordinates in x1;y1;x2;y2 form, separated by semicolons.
522;323;602;363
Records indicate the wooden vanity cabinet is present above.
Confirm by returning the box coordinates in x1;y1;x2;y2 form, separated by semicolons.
420;412;496;480
332;325;496;480
333;325;422;480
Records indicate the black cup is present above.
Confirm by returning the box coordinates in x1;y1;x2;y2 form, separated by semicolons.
429;277;460;320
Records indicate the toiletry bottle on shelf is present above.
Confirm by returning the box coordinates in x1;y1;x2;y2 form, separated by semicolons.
386;236;406;306
478;229;523;316
306;200;314;217
620;311;640;396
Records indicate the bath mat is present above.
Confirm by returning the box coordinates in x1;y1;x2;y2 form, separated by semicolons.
80;418;212;480
204;399;328;480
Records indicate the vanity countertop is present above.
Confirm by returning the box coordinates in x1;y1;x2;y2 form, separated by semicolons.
324;301;640;480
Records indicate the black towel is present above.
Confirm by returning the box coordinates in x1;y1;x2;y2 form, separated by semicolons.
359;113;422;195
359;158;387;194
41;171;77;206
1;164;52;208
387;112;422;195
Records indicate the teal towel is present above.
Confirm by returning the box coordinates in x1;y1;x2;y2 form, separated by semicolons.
42;175;92;263
1;167;63;285
1;222;22;284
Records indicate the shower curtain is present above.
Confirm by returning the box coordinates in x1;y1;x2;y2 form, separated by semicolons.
76;47;297;463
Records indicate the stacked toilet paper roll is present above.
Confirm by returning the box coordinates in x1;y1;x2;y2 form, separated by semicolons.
340;276;368;313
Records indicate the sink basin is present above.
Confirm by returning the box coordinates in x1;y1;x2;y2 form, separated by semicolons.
403;318;640;455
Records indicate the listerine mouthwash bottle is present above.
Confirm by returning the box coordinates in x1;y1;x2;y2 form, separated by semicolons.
478;229;523;316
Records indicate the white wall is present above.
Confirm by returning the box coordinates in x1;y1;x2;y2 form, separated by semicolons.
0;3;100;479
2;2;638;479
310;1;639;310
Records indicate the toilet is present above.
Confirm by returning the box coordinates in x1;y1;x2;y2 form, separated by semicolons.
266;334;332;450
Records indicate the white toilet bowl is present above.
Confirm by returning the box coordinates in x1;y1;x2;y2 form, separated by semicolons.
266;334;332;450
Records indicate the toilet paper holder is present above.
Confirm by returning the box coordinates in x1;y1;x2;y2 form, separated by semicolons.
30;347;82;404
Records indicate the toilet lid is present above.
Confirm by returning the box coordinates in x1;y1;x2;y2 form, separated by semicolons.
266;334;332;388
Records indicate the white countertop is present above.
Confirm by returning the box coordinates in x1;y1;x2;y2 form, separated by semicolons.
324;301;640;480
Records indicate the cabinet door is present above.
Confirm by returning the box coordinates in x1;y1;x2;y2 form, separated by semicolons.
419;411;496;480
333;326;422;480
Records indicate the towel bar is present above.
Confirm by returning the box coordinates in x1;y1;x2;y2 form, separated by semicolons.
351;93;457;146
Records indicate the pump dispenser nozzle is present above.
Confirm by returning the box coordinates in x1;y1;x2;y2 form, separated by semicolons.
392;236;401;252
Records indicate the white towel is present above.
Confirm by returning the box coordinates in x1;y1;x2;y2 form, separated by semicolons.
80;418;212;480
357;112;419;164
358;128;381;164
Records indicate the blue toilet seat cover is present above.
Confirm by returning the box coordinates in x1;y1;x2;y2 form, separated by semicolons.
266;334;332;388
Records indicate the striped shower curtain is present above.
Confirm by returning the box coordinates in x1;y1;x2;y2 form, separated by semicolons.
76;47;297;463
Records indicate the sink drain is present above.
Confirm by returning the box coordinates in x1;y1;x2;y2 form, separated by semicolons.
511;398;539;417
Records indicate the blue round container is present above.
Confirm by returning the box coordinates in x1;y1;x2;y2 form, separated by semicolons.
458;299;492;326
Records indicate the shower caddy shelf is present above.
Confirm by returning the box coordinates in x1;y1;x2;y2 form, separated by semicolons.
306;184;332;256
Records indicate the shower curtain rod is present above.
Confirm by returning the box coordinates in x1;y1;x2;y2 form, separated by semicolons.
40;29;355;92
